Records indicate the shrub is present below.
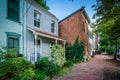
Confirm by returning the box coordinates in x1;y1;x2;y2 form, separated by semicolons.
101;45;106;52
95;49;102;54
66;37;84;62
106;46;115;55
35;57;49;70
63;60;74;68
0;58;34;80
34;69;46;80
5;53;17;58
13;68;46;80
0;47;23;61
13;68;35;80
51;45;66;67
35;57;61;79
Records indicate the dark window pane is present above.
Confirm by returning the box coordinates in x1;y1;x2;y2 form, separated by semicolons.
14;39;18;47
8;38;14;48
51;22;55;33
34;11;40;28
7;0;19;21
8;37;19;48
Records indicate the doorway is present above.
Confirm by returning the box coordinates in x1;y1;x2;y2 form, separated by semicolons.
37;39;41;60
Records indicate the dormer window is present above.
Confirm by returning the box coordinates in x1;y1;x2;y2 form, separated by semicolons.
51;21;55;33
34;10;41;28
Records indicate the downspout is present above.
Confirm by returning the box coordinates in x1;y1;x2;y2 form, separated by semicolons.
22;0;25;56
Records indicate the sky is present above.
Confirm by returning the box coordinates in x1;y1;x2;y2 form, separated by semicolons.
47;0;96;22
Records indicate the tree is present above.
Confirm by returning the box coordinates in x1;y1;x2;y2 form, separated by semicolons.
35;0;49;10
92;0;120;59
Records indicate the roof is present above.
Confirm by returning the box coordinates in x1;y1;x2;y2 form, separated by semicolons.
27;27;65;41
59;6;90;23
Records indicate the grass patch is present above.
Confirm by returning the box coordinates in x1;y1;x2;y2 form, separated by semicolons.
59;66;73;76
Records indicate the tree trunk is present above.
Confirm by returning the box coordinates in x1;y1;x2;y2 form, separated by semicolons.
114;38;118;60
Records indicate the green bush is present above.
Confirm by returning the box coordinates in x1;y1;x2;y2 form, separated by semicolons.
66;37;84;63
0;47;23;61
35;57;49;70
51;45;66;67
13;68;35;80
13;69;46;80
35;57;61;79
34;69;46;80
0;58;34;80
101;45;106;52
63;60;74;67
106;46;115;55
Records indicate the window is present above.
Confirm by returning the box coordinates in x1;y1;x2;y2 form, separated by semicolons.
8;37;19;48
88;30;93;39
51;21;55;33
7;0;20;21
34;11;41;28
6;32;21;53
82;22;85;32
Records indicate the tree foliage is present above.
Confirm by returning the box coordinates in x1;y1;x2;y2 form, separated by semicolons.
92;0;120;59
35;0;49;10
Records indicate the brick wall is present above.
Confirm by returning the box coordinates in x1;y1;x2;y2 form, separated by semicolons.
59;10;89;55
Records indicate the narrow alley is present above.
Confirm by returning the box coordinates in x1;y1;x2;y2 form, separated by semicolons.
53;54;120;80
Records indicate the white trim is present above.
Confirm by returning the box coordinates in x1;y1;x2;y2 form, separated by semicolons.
37;37;42;57
81;13;89;25
34;34;37;62
35;32;66;42
40;38;42;57
27;28;36;34
28;27;66;42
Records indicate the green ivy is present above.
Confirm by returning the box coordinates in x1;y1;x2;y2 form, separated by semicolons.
66;37;84;63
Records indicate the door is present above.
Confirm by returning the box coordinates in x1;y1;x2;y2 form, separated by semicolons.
37;39;40;60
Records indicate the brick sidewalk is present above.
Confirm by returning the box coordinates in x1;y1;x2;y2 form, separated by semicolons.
53;54;120;80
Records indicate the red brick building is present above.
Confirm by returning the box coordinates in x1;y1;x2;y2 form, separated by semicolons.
59;7;90;56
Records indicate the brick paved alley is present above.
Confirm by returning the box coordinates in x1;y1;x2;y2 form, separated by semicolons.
53;54;120;80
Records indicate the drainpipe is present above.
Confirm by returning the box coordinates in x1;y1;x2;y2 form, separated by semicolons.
22;0;25;56
34;34;37;62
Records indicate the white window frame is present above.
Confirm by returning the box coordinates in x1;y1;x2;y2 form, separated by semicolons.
34;10;41;28
51;20;55;33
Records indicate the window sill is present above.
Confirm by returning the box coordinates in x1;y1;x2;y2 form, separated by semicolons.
6;17;21;23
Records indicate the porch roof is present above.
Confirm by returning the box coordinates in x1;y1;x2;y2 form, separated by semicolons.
27;27;66;41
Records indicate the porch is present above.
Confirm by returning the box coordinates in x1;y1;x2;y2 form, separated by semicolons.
27;27;66;63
